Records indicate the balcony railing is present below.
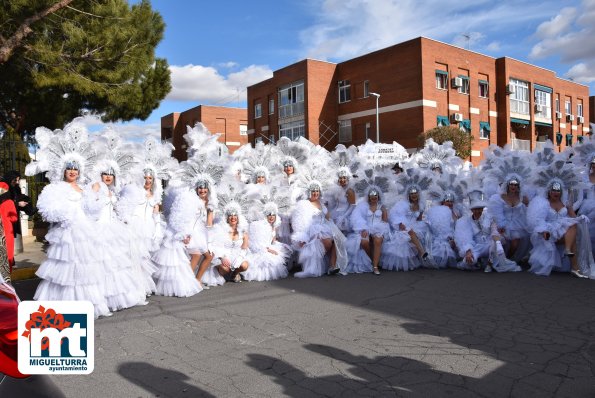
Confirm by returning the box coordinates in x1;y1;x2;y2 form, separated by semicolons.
511;138;530;151
510;99;529;115
534;104;551;119
279;102;304;119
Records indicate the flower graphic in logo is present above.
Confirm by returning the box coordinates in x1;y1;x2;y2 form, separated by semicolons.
21;305;72;350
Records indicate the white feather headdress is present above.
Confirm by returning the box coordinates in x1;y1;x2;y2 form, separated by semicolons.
93;128;137;187
411;138;462;173
25;119;97;183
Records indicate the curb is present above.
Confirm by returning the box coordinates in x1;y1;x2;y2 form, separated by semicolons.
11;266;39;282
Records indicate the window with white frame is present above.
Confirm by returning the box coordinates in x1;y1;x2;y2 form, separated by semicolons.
479;122;491;139
479;80;489;98
239;124;247;136
254;103;262;119
509;78;529;114
365;122;371;140
534;89;551;119
278;81;304;119
339;120;352;143
436;70;448;90
556;97;560;112
338;80;351;103
458;76;470;95
565;99;572;114
577;102;583;117
279;120;305;141
363;80;370;97
269;98;274;115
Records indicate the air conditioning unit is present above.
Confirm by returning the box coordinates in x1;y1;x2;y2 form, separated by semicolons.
451;113;464;122
555;111;562;120
534;104;541;113
577;116;584;124
567;114;575;122
506;84;515;95
451;77;463;88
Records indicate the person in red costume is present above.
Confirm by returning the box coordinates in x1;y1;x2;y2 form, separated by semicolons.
0;182;18;272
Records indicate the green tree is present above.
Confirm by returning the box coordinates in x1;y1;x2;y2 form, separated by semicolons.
0;0;171;138
419;125;474;159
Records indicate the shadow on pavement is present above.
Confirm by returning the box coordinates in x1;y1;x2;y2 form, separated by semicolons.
117;361;215;398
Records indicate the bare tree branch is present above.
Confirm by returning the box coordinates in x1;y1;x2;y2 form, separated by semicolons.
0;0;75;64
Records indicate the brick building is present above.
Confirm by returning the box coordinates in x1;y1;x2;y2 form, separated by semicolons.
161;105;248;161
247;37;590;163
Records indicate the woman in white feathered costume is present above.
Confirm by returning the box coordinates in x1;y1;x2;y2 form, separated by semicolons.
244;190;291;281
84;133;146;311
201;186;252;285
152;155;223;295
454;188;521;272
345;178;390;275
526;159;592;278
424;173;468;269
117;138;176;296
291;173;348;278
385;169;433;271
25;121;111;318
483;151;532;262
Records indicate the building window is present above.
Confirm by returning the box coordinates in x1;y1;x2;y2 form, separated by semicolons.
339;120;352;143
365;122;371;140
556;97;560;112
269;99;274;115
338;80;351;103
459;119;471;133
577;102;583;117
436;70;448;90
534;89;552;119
239;124;247;136
509;78;529;114
478;80;489;98
363;80;370;98
458;76;470;95
565;99;572;115
278;81;304;119
279;119;305;141
479;122;491;139
437;115;450;126
254;103;262;119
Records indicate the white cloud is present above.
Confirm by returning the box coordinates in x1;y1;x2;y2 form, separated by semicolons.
566;62;595;83
76;115;160;143
529;1;595;84
534;7;576;39
299;0;561;61
218;61;239;69
486;41;501;52
166;64;273;103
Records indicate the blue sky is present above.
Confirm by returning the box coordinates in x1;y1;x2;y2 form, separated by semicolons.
88;0;595;140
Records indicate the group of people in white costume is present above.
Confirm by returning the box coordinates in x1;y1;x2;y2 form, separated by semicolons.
26;118;595;318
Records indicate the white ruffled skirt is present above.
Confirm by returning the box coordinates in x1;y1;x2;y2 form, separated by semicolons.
34;223;111;318
243;242;291;281
152;232;203;297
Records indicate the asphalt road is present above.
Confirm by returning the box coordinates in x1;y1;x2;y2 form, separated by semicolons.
14;269;595;397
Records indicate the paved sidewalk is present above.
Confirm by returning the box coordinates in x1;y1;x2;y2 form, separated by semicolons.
12;239;46;281
13;269;595;398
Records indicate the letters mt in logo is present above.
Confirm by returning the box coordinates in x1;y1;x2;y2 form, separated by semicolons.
22;305;87;357
18;301;94;374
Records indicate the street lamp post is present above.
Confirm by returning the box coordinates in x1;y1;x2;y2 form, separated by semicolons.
370;92;380;143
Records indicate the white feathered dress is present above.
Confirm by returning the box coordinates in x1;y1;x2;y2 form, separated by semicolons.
34;182;111;318
425;205;458;269
487;194;530;261
84;182;146;311
383;200;425;271
151;189;203;297
244;219;290;281
290;200;348;278
344;201;389;273
454;211;521;272
326;184;355;234
526;196;582;276
202;220;252;286
117;184;164;296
